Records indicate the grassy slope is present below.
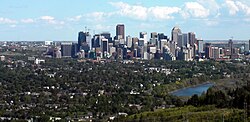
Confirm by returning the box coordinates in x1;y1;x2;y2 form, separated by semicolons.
119;106;245;122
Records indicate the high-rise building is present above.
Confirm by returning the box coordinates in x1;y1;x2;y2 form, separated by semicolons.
188;32;196;46
177;33;183;48
101;38;108;55
205;43;212;59
183;33;188;47
116;24;125;40
228;39;233;58
101;32;112;43
171;26;182;43
126;36;133;48
78;31;91;51
71;43;78;58
197;39;204;53
132;37;139;49
61;42;72;58
92;34;102;48
150;32;158;45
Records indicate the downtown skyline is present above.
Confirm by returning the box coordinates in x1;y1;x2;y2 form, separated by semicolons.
1;0;250;41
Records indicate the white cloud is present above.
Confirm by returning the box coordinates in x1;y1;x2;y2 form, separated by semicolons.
197;0;220;17
40;16;54;21
148;6;181;20
0;17;18;24
225;0;239;15
235;1;250;15
182;2;210;18
86;12;115;22
40;16;64;25
224;0;250;16
110;2;148;20
110;2;180;20
68;15;82;21
21;18;35;23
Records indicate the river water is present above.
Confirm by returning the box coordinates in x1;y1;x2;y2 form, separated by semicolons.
171;83;214;97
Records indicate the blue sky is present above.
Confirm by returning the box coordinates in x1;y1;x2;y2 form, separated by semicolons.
0;0;250;41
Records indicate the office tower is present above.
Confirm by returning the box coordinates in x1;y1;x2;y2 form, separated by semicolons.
92;34;101;48
123;46;128;59
212;47;220;59
186;44;194;61
126;36;133;48
197;39;204;53
171;26;182;43
228;39;233;58
140;32;148;46
78;31;91;51
170;41;177;56
160;39;168;53
71;43;78;58
183;33;188;47
101;39;108;55
205;43;212;59
101;32;112;43
177;33;183;48
138;39;145;47
116;24;125;40
158;33;168;49
78;31;85;46
132;37;139;49
61;42;72;58
188;32;196;46
150;32;158;45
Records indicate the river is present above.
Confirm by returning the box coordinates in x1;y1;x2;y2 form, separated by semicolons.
171;83;214;97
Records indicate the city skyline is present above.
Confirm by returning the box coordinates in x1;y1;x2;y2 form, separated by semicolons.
1;0;250;41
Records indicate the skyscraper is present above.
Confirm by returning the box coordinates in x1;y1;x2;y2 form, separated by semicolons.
177;33;183;48
188;32;196;46
101;38;108;55
116;24;125;40
101;32;112;43
150;32;158;45
78;31;91;51
228;39;233;57
126;36;133;48
61;42;72;58
183;33;188;47
139;32;148;46
171;26;182;43
197;39;204;53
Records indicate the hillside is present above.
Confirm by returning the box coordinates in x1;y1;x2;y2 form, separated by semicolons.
118;106;245;122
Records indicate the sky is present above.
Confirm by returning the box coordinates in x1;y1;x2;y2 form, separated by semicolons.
0;0;250;41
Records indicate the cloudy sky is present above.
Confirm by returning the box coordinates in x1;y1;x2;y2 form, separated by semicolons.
0;0;250;41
